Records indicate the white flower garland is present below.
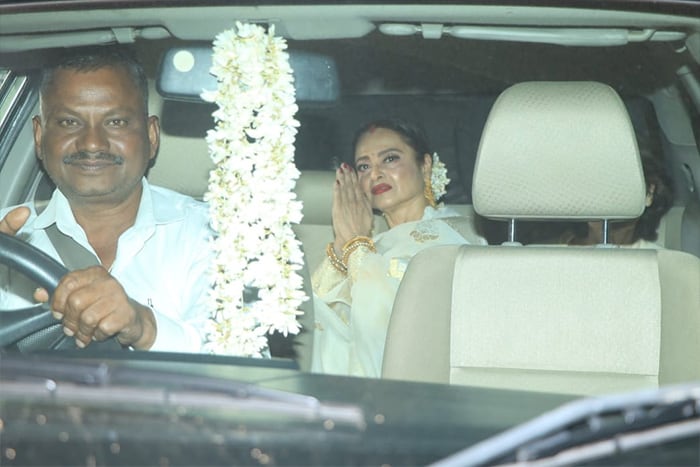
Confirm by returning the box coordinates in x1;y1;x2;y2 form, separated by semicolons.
201;22;306;357
431;152;450;202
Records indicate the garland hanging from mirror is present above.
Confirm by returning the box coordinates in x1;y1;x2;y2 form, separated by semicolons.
201;22;306;357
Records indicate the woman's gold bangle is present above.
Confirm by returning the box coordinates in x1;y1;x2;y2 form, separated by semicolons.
326;242;347;274
341;236;374;252
341;236;376;266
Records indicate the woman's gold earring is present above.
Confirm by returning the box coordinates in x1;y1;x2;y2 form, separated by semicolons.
424;177;436;207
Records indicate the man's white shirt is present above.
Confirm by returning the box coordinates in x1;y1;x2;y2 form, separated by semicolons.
0;179;214;352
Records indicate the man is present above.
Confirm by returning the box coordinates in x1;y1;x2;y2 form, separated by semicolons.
0;46;213;351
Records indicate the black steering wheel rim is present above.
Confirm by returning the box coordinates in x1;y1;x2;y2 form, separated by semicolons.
0;231;121;351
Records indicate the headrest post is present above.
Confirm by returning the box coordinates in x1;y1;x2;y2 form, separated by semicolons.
602;219;610;245
508;219;517;243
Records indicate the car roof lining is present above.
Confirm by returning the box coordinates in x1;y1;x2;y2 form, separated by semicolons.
0;4;699;52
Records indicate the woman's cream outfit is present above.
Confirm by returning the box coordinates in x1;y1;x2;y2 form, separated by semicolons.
311;206;485;377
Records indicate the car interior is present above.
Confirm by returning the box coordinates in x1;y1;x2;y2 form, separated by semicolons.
383;80;700;395
0;3;699;394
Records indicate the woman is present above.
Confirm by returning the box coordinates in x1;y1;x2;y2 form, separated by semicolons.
311;118;485;377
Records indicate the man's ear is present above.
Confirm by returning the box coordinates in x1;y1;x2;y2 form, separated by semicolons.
32;115;43;162
147;115;161;162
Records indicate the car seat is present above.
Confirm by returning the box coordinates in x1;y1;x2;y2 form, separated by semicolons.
382;81;700;395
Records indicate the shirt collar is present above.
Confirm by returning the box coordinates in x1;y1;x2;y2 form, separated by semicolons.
34;178;185;232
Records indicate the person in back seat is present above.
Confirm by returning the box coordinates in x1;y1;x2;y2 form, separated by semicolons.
516;148;674;248
310;118;485;378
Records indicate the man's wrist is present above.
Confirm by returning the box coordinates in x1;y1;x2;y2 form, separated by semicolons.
125;301;157;350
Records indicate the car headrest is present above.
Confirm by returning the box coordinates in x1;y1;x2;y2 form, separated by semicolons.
296;170;335;225
472;81;646;221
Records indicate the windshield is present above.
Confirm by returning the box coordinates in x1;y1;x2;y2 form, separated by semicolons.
0;1;699;465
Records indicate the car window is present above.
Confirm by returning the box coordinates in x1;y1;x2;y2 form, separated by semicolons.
0;68;42;209
0;3;699;464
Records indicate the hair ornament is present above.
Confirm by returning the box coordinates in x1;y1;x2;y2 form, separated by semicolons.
430;152;449;202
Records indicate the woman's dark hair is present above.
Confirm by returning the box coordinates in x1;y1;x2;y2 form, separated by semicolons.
634;148;674;241
351;118;431;164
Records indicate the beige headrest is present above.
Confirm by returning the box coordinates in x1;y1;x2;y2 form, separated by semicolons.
473;81;646;221
296;170;335;225
295;170;390;233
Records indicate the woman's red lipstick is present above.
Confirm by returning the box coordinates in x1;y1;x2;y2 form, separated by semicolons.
371;183;392;195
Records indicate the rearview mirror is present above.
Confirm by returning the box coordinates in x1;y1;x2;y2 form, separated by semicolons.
157;45;340;103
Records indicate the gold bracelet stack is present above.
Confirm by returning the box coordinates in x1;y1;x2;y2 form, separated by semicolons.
341;236;376;267
326;236;377;275
326;242;347;274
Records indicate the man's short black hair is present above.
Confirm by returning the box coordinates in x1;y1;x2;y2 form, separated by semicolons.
40;45;149;117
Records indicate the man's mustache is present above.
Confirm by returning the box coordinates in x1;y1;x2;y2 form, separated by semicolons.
62;151;124;165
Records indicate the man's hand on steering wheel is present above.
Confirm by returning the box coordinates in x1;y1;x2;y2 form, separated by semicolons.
1;206;156;350
34;266;156;350
42;266;157;349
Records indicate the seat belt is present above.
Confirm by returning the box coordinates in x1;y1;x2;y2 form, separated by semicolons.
45;223;100;269
27;203;118;351
35;202;100;269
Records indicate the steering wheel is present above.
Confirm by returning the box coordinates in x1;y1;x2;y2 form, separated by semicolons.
0;231;121;351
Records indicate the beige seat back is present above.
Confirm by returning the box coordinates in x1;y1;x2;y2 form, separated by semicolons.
383;81;700;395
